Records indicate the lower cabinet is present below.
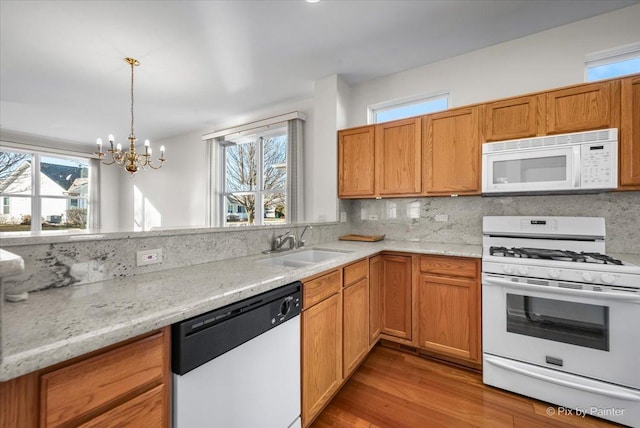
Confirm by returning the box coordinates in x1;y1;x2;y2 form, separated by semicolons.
381;254;413;341
301;270;343;427
0;327;171;428
417;255;481;365
343;260;370;377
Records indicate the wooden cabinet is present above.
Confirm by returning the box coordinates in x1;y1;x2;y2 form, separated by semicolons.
301;270;343;426
484;95;545;141
375;118;422;196
417;256;481;365
381;254;413;341
546;80;620;135
0;328;170;428
338;125;376;198
423;107;480;195
342;260;369;377
620;75;640;189
368;255;383;345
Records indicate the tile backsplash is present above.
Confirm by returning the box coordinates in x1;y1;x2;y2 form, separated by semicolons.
345;192;640;253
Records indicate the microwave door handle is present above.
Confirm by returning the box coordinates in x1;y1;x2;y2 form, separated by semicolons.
484;355;640;401
483;276;640;303
572;146;580;188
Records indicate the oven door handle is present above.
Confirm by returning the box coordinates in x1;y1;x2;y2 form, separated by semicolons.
484;355;640;401
483;276;640;303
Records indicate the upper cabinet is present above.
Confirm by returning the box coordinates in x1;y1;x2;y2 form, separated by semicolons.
375;118;422;196
338;125;376;198
620;75;640;189
423;107;480;195
546;80;620;135
483;95;545;141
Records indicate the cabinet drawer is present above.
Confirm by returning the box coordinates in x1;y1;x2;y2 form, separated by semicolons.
343;259;368;286
77;384;165;428
419;255;478;278
41;332;165;428
303;270;341;308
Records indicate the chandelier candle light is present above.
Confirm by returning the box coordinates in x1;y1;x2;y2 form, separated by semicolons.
95;57;165;175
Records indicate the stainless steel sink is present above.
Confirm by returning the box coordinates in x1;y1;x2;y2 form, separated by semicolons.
257;249;351;268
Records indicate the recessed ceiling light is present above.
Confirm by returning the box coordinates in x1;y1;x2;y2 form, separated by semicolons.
306;0;320;3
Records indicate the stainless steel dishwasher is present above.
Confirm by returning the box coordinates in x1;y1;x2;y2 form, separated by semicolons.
172;281;302;428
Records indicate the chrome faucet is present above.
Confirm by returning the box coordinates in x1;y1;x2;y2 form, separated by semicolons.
273;230;296;251
297;225;313;248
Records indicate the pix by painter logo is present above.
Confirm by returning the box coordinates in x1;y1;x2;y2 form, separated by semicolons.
546;406;625;418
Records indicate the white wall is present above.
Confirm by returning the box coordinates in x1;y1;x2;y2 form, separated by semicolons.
348;4;640;127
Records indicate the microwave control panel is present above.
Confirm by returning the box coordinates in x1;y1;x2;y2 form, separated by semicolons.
580;142;617;188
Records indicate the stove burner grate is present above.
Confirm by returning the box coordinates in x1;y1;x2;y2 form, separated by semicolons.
489;246;623;265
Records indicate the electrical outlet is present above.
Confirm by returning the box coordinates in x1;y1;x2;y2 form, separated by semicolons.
137;248;163;266
340;212;347;222
368;214;379;221
435;214;449;222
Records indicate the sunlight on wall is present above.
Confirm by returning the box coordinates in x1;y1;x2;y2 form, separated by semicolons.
133;185;161;231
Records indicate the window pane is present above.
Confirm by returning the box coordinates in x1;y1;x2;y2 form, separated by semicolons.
225;142;257;192
263;135;287;191
40;155;89;197
41;197;88;230
0;150;32;195
0;196;31;231
374;96;448;123
224;193;255;226
264;192;286;225
587;57;640;81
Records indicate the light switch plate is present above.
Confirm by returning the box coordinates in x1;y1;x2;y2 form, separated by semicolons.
368;214;379;221
435;214;449;222
137;248;163;266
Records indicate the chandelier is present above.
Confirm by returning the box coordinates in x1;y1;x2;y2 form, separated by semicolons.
95;57;165;175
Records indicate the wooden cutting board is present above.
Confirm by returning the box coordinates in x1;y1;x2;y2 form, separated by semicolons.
339;234;385;242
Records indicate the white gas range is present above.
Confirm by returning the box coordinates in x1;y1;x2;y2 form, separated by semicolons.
481;216;640;427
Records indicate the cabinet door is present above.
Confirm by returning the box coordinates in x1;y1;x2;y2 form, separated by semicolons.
621;75;640;188
546;81;620;134
302;293;342;426
343;278;370;377
417;274;480;363
423;107;480;195
338;126;375;198
375;118;422;195
382;255;412;340
368;255;383;345
484;95;545;141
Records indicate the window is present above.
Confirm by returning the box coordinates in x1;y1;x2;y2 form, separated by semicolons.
222;126;288;227
369;92;449;123
0;148;91;232
586;43;640;82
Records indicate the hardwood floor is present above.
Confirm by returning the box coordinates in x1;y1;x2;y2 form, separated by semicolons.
311;345;622;428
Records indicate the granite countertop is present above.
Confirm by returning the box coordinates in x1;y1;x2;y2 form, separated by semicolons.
0;240;481;381
0;249;25;278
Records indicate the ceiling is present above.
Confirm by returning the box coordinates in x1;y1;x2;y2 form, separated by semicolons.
1;0;637;147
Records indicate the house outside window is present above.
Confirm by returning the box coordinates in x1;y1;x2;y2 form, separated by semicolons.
0;148;90;232
585;42;640;82
369;92;449;124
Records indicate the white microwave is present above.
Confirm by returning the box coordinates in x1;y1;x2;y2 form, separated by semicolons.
482;128;618;195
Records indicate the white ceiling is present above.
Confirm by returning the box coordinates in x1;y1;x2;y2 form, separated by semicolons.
1;0;637;146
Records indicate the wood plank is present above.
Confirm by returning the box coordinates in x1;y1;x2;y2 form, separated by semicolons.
339;234;385;242
311;346;620;428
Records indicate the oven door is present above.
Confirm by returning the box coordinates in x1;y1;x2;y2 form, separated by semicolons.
482;145;580;194
482;273;640;389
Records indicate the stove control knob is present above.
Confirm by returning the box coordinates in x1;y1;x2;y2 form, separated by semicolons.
601;273;615;284
582;272;594;282
548;269;561;279
518;266;529;276
503;265;514;274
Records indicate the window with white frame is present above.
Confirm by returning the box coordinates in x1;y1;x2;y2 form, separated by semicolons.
0;147;91;232
369;92;449;123
222;126;288;226
586;43;640;82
